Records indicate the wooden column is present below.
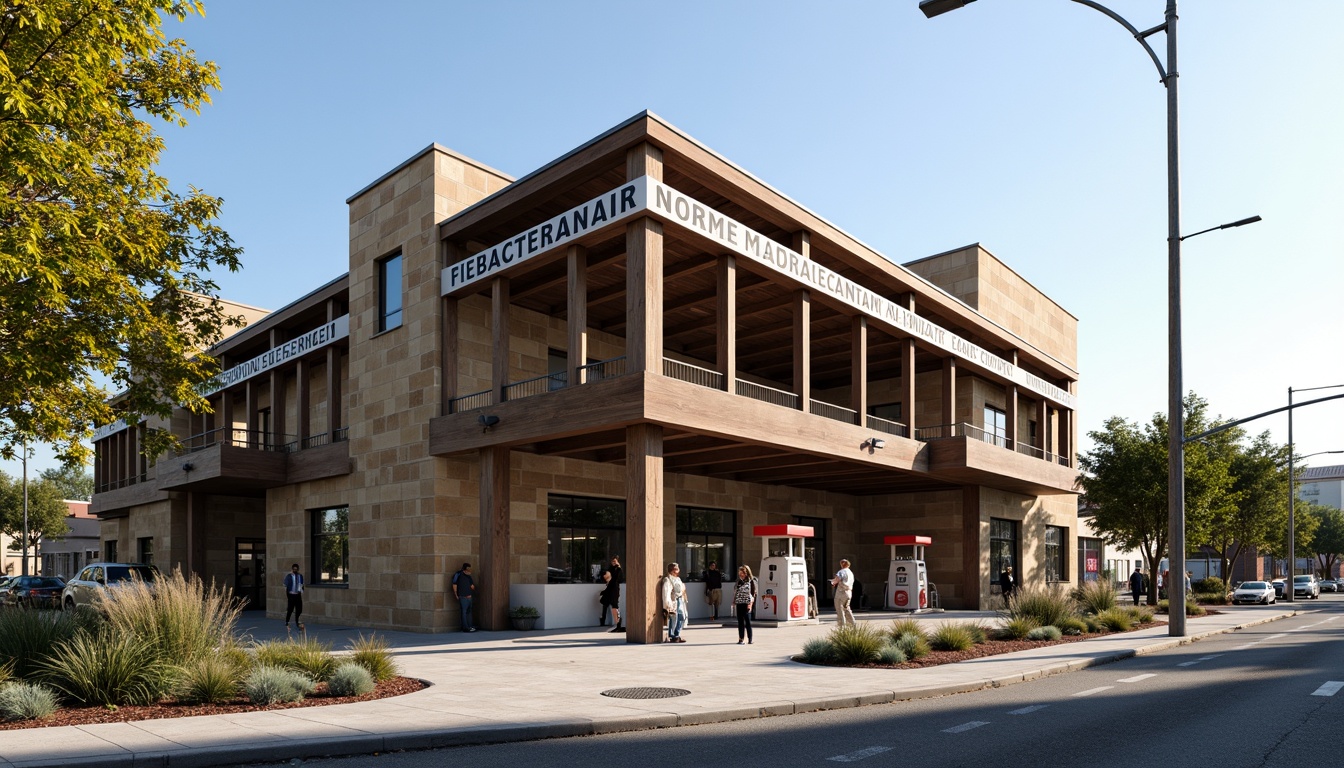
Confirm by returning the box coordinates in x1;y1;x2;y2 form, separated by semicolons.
942;357;957;430
1059;402;1073;467
478;446;511;631
625;218;663;375
793;290;811;411
220;391;234;438
625;423;664;644
1036;399;1049;456
492;277;511;404
567;245;588;386
1005;350;1019;449
245;379;258;445
900;292;917;435
962;486;982;609
186;491;205;579
851;316;868;421
716;255;736;392
269;329;286;448
441;296;458;413
295;357;310;447
326;298;342;435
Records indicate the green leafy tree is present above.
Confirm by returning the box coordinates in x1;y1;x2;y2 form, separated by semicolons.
1078;393;1235;604
0;0;242;467
38;465;94;501
1304;502;1344;578
1203;433;1290;585
0;472;70;574
1260;500;1320;579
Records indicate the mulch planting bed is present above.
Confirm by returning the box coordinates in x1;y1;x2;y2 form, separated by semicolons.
0;676;427;731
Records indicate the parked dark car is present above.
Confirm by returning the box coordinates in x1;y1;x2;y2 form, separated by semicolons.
1272;580;1287;598
0;576;66;608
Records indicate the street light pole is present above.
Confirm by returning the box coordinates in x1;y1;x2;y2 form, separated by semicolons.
21;438;29;577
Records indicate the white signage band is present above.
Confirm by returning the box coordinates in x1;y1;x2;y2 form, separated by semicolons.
197;314;350;398
441;179;1076;410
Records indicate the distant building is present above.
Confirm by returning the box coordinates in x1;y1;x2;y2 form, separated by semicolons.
38;500;99;579
1299;464;1344;510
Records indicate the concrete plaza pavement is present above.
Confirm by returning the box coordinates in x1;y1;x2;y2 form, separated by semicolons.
0;604;1302;768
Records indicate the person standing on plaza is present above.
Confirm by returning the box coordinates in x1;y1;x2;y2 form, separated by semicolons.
452;562;477;632
831;558;855;627
1185;571;1193;598
600;555;623;632
999;565;1016;604
1129;567;1146;606
704;561;724;621
284;563;305;631
661;562;688;643
733;564;757;644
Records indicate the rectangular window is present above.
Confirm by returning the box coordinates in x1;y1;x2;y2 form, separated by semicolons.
867;402;902;421
1045;526;1066;582
137;537;154;567
990;518;1017;587
377;253;403;332
676;506;737;583
105;540;118;563
547;495;625;583
311;507;350;584
984;405;1007;448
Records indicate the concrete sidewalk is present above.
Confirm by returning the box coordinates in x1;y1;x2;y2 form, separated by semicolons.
0;605;1302;768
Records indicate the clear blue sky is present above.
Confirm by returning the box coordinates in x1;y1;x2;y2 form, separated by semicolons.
7;0;1343;478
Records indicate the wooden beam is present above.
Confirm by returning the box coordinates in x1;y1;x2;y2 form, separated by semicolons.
664;444;796;472
295;357;310;446
625;218;663;375
901;338;916;433
492;277;510;405
441;297;458;413
479;446;511;631
793;291;810;412
1005;350;1018;448
851;316;868;418
962;486;981;609
942;357;957;428
625;423;664;645
717;255;736;393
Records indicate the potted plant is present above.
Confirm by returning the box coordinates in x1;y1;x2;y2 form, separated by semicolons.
509;605;540;631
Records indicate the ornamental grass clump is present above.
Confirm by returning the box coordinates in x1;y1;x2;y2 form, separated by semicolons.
877;643;908;665
1025;625;1063;641
326;663;376;697
928;623;976;652
177;656;242;705
253;638;337;681
38;630;176;707
0;607;93;681
960;623;991;645
1055;616;1089;636
1005;584;1077;628
1095;608;1135;632
996;616;1039;641
347;633;398;682
244;665;315;705
1157;599;1205;616
101;568;243;668
887;618;927;642
800;637;837;665
894;632;931;660
0;682;59;721
1125;605;1155;624
828;624;887;665
1072;579;1119;615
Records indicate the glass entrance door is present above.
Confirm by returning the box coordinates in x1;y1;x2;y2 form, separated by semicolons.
235;539;266;610
794;516;828;612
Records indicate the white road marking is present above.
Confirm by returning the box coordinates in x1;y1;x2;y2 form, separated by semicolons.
1267;634;1287;640
1199;655;1223;660
1074;686;1113;697
1311;681;1344;697
827;746;894;762
1178;661;1200;667
941;721;990;734
1007;705;1049;715
1117;674;1157;683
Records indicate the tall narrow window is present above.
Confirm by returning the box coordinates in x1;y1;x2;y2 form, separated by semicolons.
377;253;403;332
984;405;1007;448
1045;526;1066;582
990;518;1017;586
547;495;625;583
105;540;119;563
137;537;154;567
312;507;350;584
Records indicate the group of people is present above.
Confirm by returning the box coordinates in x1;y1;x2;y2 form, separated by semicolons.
659;561;760;644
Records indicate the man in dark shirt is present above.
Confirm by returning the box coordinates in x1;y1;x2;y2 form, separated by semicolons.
451;562;476;632
704;561;724;620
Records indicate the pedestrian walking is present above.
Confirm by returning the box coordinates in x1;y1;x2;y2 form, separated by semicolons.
1129;566;1146;606
999;565;1016;604
283;563;305;631
831;558;855;627
704;561;724;620
733;564;757;644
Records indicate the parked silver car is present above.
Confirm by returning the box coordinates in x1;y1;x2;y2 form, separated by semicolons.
1231;580;1276;605
1293;574;1321;599
61;563;159;611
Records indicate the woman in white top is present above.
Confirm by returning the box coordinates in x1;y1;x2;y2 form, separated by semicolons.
661;562;688;643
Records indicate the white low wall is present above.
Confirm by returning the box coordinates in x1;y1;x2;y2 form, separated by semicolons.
508;583;733;629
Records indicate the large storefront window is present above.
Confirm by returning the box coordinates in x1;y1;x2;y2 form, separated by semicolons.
990;518;1017;583
676;507;736;582
1078;536;1103;584
312;507;349;584
548;495;625;583
1045;525;1066;582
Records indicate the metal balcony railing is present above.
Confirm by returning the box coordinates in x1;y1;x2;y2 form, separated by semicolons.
735;379;799;409
663;358;724;389
179;427;294;454
810;399;858;425
865;415;909;438
449;389;494;414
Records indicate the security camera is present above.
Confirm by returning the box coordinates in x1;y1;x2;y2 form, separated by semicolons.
478;414;500;432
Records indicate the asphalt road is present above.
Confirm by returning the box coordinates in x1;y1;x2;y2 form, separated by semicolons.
258;597;1344;768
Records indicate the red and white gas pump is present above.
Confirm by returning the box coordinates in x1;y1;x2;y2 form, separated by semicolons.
884;535;933;612
753;524;814;622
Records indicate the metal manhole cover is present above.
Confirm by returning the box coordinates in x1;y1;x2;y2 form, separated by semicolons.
601;687;691;699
